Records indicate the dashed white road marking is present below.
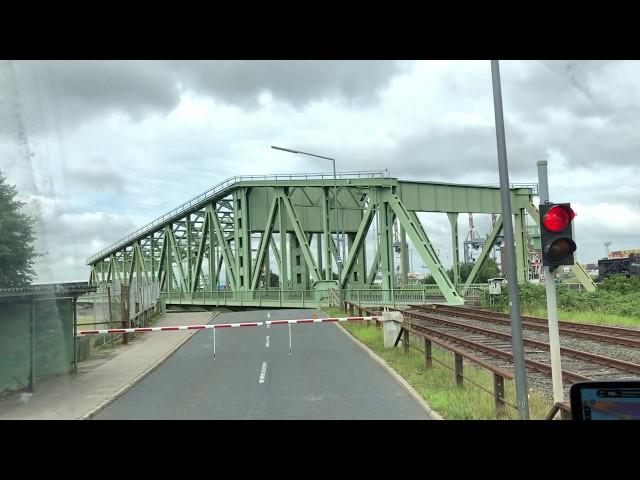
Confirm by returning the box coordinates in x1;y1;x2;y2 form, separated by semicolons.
258;361;267;384
265;336;270;348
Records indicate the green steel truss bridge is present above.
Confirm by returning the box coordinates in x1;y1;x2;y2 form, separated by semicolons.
87;172;596;308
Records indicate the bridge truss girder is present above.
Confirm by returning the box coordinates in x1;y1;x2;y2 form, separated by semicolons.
87;175;539;304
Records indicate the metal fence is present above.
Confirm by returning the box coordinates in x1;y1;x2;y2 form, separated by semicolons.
77;279;161;351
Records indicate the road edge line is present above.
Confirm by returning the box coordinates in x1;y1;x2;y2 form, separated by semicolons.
78;311;221;420
332;319;444;420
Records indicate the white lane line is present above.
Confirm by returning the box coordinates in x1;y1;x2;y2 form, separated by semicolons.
258;361;267;384
265;336;270;348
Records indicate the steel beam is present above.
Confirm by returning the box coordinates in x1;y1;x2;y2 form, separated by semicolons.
340;200;375;288
250;196;279;290
166;225;189;293
514;209;527;283
280;191;321;283
400;224;409;285
447;213;460;287
278;197;289;290
208;204;237;290
191;212;209;292
386;192;463;304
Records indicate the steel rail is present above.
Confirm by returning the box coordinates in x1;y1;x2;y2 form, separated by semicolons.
404;309;640;376
419;305;640;348
431;304;640;339
403;320;592;384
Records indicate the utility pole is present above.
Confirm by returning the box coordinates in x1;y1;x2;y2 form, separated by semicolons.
491;60;530;419
538;160;565;409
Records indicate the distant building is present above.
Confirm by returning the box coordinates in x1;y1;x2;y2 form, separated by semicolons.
608;249;640;259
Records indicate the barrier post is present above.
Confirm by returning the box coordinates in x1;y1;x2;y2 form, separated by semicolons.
493;373;506;415
455;354;464;386
403;329;409;355
424;338;432;368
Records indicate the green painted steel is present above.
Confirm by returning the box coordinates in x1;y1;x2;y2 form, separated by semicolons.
447;213;460;286
570;264;597;292
400;225;409;286
385;192;463;305
87;173;539;307
514;209;527;284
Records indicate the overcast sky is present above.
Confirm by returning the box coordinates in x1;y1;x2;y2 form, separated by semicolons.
1;60;639;283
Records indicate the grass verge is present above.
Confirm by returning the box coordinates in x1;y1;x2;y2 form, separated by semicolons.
524;308;640;329
323;306;553;420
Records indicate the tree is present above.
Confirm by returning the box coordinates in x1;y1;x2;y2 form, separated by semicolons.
449;259;500;284
0;172;36;287
420;259;501;286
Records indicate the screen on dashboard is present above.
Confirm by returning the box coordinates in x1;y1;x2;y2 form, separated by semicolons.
578;386;640;420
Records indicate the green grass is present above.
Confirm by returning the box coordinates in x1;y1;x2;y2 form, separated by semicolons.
322;307;553;420
525;308;640;329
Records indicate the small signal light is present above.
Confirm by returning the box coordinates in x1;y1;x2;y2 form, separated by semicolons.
542;205;571;232
539;202;576;268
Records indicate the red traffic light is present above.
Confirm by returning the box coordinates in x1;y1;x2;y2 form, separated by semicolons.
542;205;575;232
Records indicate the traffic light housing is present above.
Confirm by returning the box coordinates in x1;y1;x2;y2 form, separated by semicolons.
539;202;577;269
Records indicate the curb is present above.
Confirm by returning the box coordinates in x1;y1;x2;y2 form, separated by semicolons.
332;319;444;420
79;311;221;420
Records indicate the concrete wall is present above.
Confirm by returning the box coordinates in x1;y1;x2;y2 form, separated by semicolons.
0;302;31;394
0;298;74;396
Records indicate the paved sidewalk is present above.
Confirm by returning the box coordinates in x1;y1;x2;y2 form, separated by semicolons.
0;311;216;420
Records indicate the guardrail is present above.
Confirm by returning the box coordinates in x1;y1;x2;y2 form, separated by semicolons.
87;170;386;264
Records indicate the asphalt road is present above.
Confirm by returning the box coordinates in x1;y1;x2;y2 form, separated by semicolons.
95;309;431;419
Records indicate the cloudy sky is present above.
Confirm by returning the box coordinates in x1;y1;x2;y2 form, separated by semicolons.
1;60;639;283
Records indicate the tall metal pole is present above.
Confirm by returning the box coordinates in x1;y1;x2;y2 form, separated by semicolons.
491;60;530;419
537;160;564;406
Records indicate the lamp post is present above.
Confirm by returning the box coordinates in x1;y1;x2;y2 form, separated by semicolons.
271;146;344;310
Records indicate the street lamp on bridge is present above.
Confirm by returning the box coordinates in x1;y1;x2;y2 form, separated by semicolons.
271;145;344;310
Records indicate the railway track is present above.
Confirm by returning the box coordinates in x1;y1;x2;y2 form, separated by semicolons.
354;303;640;398
400;308;640;395
417;304;640;349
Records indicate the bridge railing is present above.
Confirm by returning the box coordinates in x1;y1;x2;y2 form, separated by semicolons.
160;284;489;307
87;171;386;265
162;289;325;308
162;286;487;307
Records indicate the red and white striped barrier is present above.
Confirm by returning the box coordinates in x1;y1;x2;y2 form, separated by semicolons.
78;316;379;336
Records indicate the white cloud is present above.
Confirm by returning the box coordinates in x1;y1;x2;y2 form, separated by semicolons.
1;60;639;281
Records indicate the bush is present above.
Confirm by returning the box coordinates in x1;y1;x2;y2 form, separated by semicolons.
482;276;640;320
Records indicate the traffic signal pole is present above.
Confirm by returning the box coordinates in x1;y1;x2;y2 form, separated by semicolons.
537;160;565;408
491;61;530;419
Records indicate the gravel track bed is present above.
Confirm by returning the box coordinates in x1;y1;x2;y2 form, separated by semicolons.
424;311;640;364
